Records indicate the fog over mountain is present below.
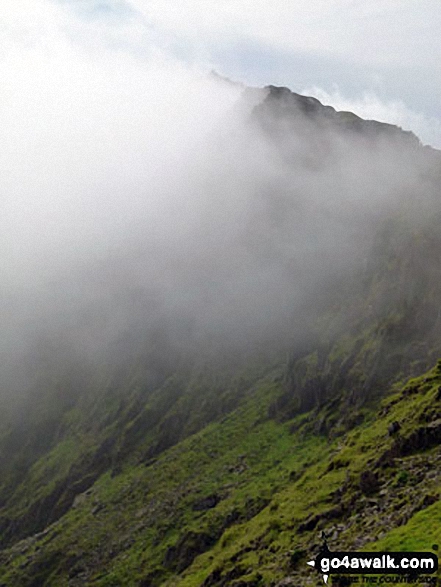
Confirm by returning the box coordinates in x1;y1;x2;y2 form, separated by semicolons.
1;2;441;424
1;52;441;416
3;8;441;586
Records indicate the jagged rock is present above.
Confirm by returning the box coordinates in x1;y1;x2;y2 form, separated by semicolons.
71;488;93;509
201;565;247;586
402;385;419;397
164;530;220;572
377;419;441;468
138;568;165;587
412;494;439;515
289;549;306;569
388;421;401;436
359;470;380;496
298;506;343;532
192;493;220;511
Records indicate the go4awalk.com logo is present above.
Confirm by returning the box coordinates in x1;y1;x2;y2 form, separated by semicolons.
307;544;438;585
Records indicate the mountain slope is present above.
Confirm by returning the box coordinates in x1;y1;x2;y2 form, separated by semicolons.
0;360;440;586
0;84;441;586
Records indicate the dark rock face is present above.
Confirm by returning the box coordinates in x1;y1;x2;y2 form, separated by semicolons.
378;419;441;466
164;530;219;573
257;85;421;148
138;569;165;587
403;420;441;452
201;564;249;587
298;505;344;532
388;421;401;436
0;470;100;550
192;493;220;511
359;470;380;496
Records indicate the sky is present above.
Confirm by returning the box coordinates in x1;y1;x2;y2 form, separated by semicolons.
1;0;441;146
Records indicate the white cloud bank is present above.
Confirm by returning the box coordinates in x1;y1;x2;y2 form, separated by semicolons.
122;0;441;147
4;1;440;146
1;0;440;413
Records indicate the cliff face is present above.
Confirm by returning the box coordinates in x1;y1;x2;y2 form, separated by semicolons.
0;84;441;586
252;85;422;150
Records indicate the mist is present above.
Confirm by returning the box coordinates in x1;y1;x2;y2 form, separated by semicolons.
1;1;440;415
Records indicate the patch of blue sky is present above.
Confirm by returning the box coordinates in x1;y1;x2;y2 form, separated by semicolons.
211;40;376;93
56;0;135;22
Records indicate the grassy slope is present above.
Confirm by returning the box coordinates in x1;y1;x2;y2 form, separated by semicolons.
0;353;277;550
0;361;440;587
1;176;441;586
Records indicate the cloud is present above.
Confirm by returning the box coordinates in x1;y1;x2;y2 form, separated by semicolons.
126;0;441;70
1;0;440;414
117;0;441;148
0;0;242;363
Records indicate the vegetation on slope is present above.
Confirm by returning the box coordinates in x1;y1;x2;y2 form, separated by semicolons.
0;360;440;586
1;87;441;586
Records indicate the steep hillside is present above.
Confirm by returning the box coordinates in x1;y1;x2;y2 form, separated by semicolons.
0;358;440;586
0;85;441;586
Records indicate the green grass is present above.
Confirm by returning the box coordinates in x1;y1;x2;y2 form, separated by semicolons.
1;362;441;586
